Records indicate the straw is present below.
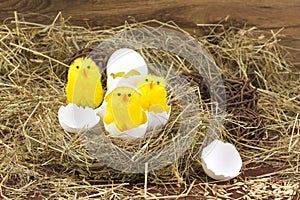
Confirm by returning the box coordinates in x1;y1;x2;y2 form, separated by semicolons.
0;12;299;199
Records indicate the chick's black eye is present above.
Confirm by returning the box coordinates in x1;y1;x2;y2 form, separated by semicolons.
76;66;79;69
117;93;121;96
128;93;131;97
157;81;160;85
87;66;90;69
145;79;148;82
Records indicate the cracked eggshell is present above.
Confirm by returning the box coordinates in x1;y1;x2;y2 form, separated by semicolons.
95;101;107;119
147;107;171;131
201;139;242;181
106;48;148;89
104;120;148;140
58;103;100;133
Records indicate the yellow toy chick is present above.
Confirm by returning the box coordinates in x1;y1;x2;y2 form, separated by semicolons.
66;57;104;109
137;74;170;113
104;87;147;132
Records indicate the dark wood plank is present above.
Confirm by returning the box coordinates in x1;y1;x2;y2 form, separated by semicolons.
0;0;299;65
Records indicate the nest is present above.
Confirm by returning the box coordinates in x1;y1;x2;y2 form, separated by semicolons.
182;72;264;140
0;13;299;199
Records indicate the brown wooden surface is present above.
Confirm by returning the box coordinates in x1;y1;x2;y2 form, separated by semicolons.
1;0;299;66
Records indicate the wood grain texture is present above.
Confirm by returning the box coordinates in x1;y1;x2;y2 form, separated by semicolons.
1;0;299;65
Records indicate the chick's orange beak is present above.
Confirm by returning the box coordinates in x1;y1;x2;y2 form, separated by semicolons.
150;81;153;89
123;94;128;102
83;69;88;78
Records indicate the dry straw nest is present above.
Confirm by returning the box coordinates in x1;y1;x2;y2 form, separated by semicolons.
0;13;299;199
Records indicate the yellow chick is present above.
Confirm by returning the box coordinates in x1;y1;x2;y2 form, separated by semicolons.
66;57;104;109
137;74;170;113
104;87;147;132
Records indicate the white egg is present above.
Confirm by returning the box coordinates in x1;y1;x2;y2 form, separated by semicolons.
147;107;171;131
201;139;242;181
58;103;100;133
106;48;148;89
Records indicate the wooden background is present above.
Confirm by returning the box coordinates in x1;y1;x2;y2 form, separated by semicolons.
0;0;299;66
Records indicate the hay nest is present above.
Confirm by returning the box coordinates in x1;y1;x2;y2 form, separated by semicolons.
0;13;299;199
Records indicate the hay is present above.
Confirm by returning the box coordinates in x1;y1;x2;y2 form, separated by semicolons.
0;12;299;199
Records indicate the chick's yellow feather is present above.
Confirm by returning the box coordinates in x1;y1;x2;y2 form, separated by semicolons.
66;57;104;109
137;74;170;113
104;87;147;132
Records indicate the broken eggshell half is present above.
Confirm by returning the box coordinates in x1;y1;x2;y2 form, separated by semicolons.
104;120;148;140
58;103;100;133
201;139;242;181
106;48;148;89
147;107;171;131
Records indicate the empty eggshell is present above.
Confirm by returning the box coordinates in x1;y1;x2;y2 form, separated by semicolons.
201;139;242;181
147;107;171;131
106;48;148;89
58;103;100;133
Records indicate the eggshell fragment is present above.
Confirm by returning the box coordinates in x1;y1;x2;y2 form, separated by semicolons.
104;121;148;140
201;139;242;181
58;103;100;133
147;107;171;131
106;48;148;89
94;101;107;119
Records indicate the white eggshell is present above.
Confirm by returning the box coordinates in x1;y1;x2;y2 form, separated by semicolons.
201;140;242;181
106;48;148;89
107;48;130;63
104;121;148;140
58;103;100;133
94;101;107;119
147;107;171;131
